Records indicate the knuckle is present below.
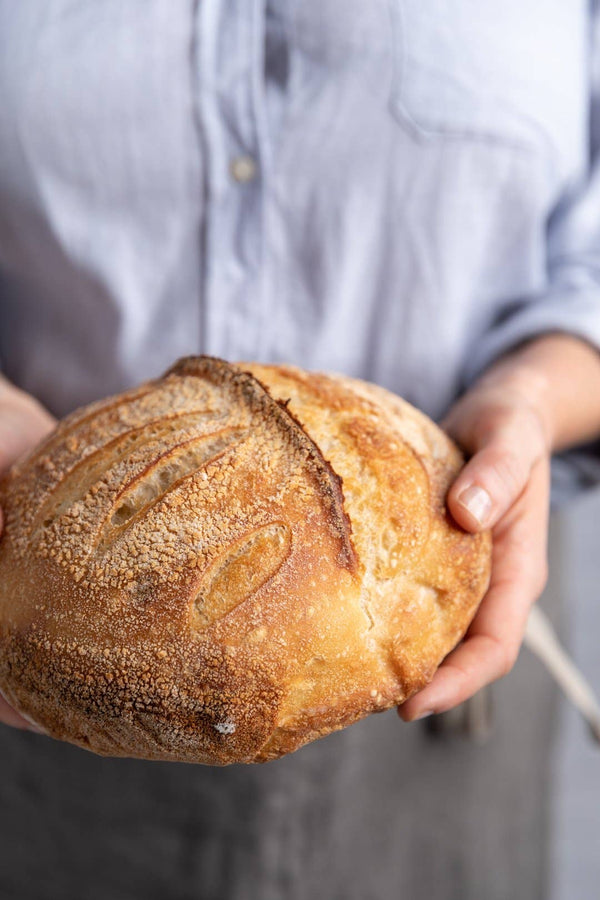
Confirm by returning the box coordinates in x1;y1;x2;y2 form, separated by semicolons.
489;446;528;498
515;557;548;601
501;643;520;677
483;633;518;679
444;660;473;687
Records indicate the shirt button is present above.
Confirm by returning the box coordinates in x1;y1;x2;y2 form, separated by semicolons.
229;155;258;184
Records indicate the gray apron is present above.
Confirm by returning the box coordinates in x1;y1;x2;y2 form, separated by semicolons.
0;523;563;900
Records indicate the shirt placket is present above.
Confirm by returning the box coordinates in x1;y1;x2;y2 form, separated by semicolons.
195;0;269;361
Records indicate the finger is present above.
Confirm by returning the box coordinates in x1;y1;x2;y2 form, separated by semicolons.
0;397;56;476
447;409;547;533
399;457;549;721
399;627;526;722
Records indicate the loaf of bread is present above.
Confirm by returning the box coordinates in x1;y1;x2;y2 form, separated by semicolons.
0;357;491;764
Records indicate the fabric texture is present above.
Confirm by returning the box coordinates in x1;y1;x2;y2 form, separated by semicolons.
0;1;597;897
1;1;599;501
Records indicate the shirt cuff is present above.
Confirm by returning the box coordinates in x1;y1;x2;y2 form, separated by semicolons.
462;289;600;388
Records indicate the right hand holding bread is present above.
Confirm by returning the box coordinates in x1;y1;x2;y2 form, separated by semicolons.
0;375;56;731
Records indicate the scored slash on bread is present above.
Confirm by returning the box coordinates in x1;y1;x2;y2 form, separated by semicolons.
0;357;491;764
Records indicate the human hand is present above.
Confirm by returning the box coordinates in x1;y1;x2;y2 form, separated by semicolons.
398;366;551;721
0;375;56;731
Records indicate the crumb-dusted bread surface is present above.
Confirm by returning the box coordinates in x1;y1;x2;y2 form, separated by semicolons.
0;357;491;764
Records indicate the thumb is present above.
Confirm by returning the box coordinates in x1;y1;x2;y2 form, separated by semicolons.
0;386;56;538
446;408;547;533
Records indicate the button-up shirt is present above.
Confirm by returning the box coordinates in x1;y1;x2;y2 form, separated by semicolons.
1;0;600;500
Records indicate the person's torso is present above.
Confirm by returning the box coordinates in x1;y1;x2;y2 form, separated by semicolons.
0;0;589;416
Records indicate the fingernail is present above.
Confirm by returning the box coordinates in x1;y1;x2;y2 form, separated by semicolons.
413;709;434;721
457;484;492;527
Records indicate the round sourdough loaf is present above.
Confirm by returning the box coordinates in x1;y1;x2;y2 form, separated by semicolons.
0;357;491;764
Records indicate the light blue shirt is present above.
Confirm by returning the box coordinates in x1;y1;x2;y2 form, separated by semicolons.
1;0;600;499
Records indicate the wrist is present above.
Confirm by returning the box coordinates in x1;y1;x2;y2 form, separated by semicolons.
475;357;554;452
472;332;600;454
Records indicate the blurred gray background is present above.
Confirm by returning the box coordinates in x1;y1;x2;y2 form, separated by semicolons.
550;487;600;900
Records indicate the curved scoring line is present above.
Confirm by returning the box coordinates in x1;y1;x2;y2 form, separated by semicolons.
93;426;249;559
33;408;227;534
167;357;358;574
24;384;157;476
191;520;292;631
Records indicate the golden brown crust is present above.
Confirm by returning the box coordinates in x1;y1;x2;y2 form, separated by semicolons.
0;357;491;764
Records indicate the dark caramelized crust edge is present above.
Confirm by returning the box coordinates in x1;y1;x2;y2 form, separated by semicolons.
167;357;358;572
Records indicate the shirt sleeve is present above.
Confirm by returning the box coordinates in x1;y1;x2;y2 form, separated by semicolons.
460;5;600;508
